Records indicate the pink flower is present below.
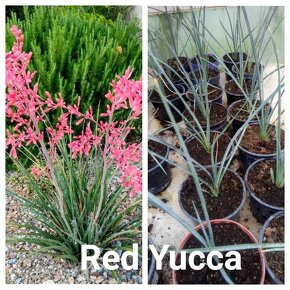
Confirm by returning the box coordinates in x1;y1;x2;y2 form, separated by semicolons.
68;123;101;158
31;165;43;178
103;67;142;119
6;26;142;197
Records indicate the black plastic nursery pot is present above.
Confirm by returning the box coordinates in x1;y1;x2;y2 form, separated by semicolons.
173;73;197;91
184;102;228;132
186;85;223;104
238;124;284;171
173;219;266;284
185;53;219;72
224;79;257;106
150;84;186;123
231;62;263;81
178;168;246;223
183;131;233;169
259;211;284;284
148;140;172;194
228;99;271;135
222;52;248;81
228;100;257;134
245;159;284;224
207;69;220;86
167;56;189;71
186;66;220;87
148;239;159;284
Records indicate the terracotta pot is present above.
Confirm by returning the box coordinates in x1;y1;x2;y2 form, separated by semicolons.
172;219;266;284
227;99;272;135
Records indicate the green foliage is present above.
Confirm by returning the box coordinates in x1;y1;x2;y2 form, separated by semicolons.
7;141;141;262
68;6;133;21
6;6;142;170
6;6;141;111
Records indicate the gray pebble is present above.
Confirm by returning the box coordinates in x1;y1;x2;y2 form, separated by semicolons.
43;280;55;284
8;258;16;265
102;271;108;279
10;273;17;282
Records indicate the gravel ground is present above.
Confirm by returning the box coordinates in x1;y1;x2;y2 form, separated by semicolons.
6;172;142;284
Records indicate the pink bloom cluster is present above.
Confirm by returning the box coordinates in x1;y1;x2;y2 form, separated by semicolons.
6;25;142;197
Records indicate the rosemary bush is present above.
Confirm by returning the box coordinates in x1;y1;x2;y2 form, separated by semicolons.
6;6;141;116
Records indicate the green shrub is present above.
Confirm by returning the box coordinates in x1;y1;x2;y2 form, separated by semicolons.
6;6;132;21
6;6;142;170
6;6;141;112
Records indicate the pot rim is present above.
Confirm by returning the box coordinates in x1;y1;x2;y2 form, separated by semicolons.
228;99;271;123
167;56;189;64
244;158;284;211
172;219;266;284
148;141;170;173
183;102;228;129
222;52;248;64
178;167;246;222
186;84;222;103
259;211;284;284
149;84;186;104
224;79;257;97
238;124;284;158
183;130;232;169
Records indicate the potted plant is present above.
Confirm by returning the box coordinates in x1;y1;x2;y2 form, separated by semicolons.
178;121;250;222
173;219;265;284
227;98;272;134
243;81;284;223
149;74;187;123
220;7;248;81
148;138;172;194
179;168;246;222
237;34;285;170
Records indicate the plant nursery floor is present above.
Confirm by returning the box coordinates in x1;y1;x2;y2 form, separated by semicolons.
148;70;281;284
5;172;142;285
